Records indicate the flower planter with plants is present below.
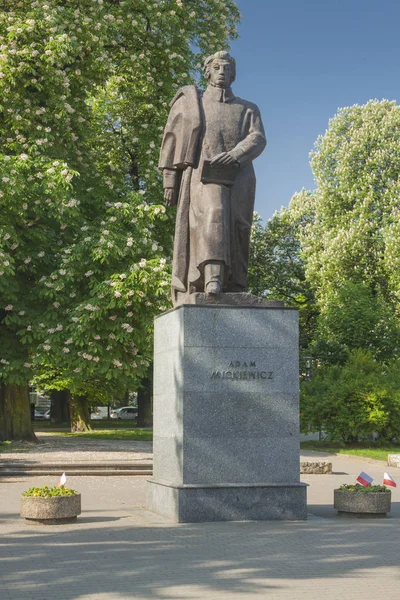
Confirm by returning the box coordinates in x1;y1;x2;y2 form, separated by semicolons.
334;484;391;518
20;485;81;525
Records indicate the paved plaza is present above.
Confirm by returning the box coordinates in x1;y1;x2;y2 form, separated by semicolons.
0;445;399;600
0;432;153;464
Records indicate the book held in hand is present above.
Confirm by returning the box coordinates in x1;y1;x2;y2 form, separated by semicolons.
201;160;238;186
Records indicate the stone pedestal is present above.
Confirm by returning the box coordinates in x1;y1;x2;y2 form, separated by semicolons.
147;304;307;522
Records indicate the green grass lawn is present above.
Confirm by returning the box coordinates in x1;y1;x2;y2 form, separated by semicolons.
300;440;400;461
33;419;140;431
0;441;13;453
0;440;38;454
3;428;398;458
0;425;153;452
54;428;152;441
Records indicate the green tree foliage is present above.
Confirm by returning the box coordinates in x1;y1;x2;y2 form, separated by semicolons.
290;100;400;361
248;211;305;301
301;350;400;443
0;0;240;438
248;210;317;351
314;283;400;364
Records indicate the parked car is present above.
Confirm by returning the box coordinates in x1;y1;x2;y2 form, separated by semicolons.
34;410;50;421
90;412;103;420
110;406;138;420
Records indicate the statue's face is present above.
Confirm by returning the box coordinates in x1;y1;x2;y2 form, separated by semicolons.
208;59;232;88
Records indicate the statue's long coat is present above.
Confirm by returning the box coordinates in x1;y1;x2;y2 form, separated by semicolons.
159;84;266;305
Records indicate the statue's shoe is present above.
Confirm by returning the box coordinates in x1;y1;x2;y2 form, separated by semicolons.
205;281;222;295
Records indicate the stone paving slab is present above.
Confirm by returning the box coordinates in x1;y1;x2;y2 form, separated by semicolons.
0;451;399;599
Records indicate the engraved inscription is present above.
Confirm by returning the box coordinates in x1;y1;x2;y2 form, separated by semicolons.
211;362;273;381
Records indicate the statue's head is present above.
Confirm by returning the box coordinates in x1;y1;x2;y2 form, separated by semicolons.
204;51;236;88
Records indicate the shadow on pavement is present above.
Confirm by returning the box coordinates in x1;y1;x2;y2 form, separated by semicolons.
309;500;400;520
1;503;400;599
78;516;128;524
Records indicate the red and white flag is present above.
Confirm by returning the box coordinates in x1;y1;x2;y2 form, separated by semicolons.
356;471;373;487
383;472;397;488
57;472;67;487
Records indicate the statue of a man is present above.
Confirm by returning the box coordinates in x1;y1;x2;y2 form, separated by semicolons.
159;51;266;306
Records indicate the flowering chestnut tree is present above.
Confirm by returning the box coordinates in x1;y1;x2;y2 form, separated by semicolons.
290;100;400;363
0;0;240;438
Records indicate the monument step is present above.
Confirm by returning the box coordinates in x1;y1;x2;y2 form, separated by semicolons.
0;462;153;477
0;469;153;477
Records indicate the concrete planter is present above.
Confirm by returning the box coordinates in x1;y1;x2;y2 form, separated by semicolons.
334;489;391;518
300;461;332;474
387;454;400;468
20;494;81;524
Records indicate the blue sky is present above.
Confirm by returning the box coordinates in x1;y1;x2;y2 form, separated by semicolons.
230;0;400;221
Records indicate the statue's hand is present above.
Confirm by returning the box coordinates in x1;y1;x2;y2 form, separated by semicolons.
210;152;239;167
164;188;178;206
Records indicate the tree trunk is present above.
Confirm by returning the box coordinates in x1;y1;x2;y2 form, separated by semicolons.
69;394;92;432
50;390;70;424
0;383;37;442
137;377;153;428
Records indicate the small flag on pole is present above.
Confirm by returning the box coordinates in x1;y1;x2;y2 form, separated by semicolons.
57;472;67;488
383;472;397;488
356;471;373;487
